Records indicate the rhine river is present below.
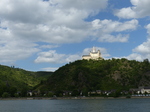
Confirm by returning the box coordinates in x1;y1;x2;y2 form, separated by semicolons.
0;98;150;112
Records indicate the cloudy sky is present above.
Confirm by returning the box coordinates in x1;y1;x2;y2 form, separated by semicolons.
0;0;150;71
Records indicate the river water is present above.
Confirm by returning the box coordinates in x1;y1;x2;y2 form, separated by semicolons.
0;98;149;112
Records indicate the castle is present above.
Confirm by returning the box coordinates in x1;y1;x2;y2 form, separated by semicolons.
82;47;103;60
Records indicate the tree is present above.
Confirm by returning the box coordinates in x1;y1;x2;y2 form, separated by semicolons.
9;87;17;97
143;59;149;64
14;93;19;97
0;85;5;96
21;87;28;97
47;92;54;97
71;90;79;96
2;92;10;98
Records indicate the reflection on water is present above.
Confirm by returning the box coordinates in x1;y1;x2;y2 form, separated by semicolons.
0;98;150;112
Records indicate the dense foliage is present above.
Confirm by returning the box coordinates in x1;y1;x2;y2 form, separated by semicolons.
39;58;150;96
0;65;52;97
1;58;150;97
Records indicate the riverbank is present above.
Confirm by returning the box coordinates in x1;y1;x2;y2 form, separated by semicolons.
0;96;124;100
1;96;150;100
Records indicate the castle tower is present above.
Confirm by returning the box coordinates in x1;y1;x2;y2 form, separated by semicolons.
92;46;96;53
82;47;103;60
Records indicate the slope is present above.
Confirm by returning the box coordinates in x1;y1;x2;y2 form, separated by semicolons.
38;58;150;96
0;64;52;96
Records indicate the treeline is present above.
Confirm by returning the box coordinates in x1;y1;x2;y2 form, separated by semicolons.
0;65;52;97
1;58;150;98
37;58;150;96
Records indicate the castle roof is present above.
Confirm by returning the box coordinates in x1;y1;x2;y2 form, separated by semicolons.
82;47;103;60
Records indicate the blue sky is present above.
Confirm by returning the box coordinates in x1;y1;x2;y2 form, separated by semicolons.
0;0;150;71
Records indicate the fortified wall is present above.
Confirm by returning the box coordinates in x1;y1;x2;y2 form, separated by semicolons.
82;47;103;60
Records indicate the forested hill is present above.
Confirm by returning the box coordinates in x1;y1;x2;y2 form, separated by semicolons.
0;64;52;96
1;58;150;97
38;58;150;94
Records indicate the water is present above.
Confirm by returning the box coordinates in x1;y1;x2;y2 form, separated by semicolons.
0;98;150;112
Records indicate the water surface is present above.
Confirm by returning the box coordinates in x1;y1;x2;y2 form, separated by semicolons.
0;98;149;112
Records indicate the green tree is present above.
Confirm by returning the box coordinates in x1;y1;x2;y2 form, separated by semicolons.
72;90;79;96
9;87;17;97
2;92;10;98
14;93;19;97
21;87;28;97
47;92;54;97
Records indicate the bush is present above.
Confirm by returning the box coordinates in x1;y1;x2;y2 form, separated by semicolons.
126;95;131;98
14;93;19;97
47;92;54;97
2;92;10;98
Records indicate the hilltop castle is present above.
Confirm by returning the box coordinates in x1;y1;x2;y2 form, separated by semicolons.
82;47;103;60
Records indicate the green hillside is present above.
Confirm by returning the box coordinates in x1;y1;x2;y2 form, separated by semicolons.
38;58;150;96
1;58;150;97
0;65;52;97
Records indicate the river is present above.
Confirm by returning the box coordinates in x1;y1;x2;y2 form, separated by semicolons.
0;98;149;112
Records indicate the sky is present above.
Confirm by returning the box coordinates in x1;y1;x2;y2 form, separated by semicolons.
0;0;150;71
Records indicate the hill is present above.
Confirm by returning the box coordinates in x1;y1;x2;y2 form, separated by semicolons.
0;65;52;97
38;58;150;96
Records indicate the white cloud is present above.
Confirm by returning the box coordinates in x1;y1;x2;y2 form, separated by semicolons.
34;50;81;63
133;41;150;54
0;0;108;44
114;7;136;19
114;0;150;19
0;39;39;63
0;20;40;63
82;47;110;58
98;34;129;43
55;0;108;15
0;0;51;23
91;19;138;42
126;23;150;61
40;45;59;49
127;53;143;61
35;50;65;63
0;0;140;64
41;67;58;72
65;54;81;63
0;0;137;45
145;24;150;34
0;0;105;64
92;19;138;32
35;46;110;64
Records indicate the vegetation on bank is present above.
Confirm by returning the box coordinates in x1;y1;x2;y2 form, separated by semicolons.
0;65;52;97
38;58;150;97
1;58;150;98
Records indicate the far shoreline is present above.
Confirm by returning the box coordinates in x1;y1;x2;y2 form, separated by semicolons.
1;96;150;100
